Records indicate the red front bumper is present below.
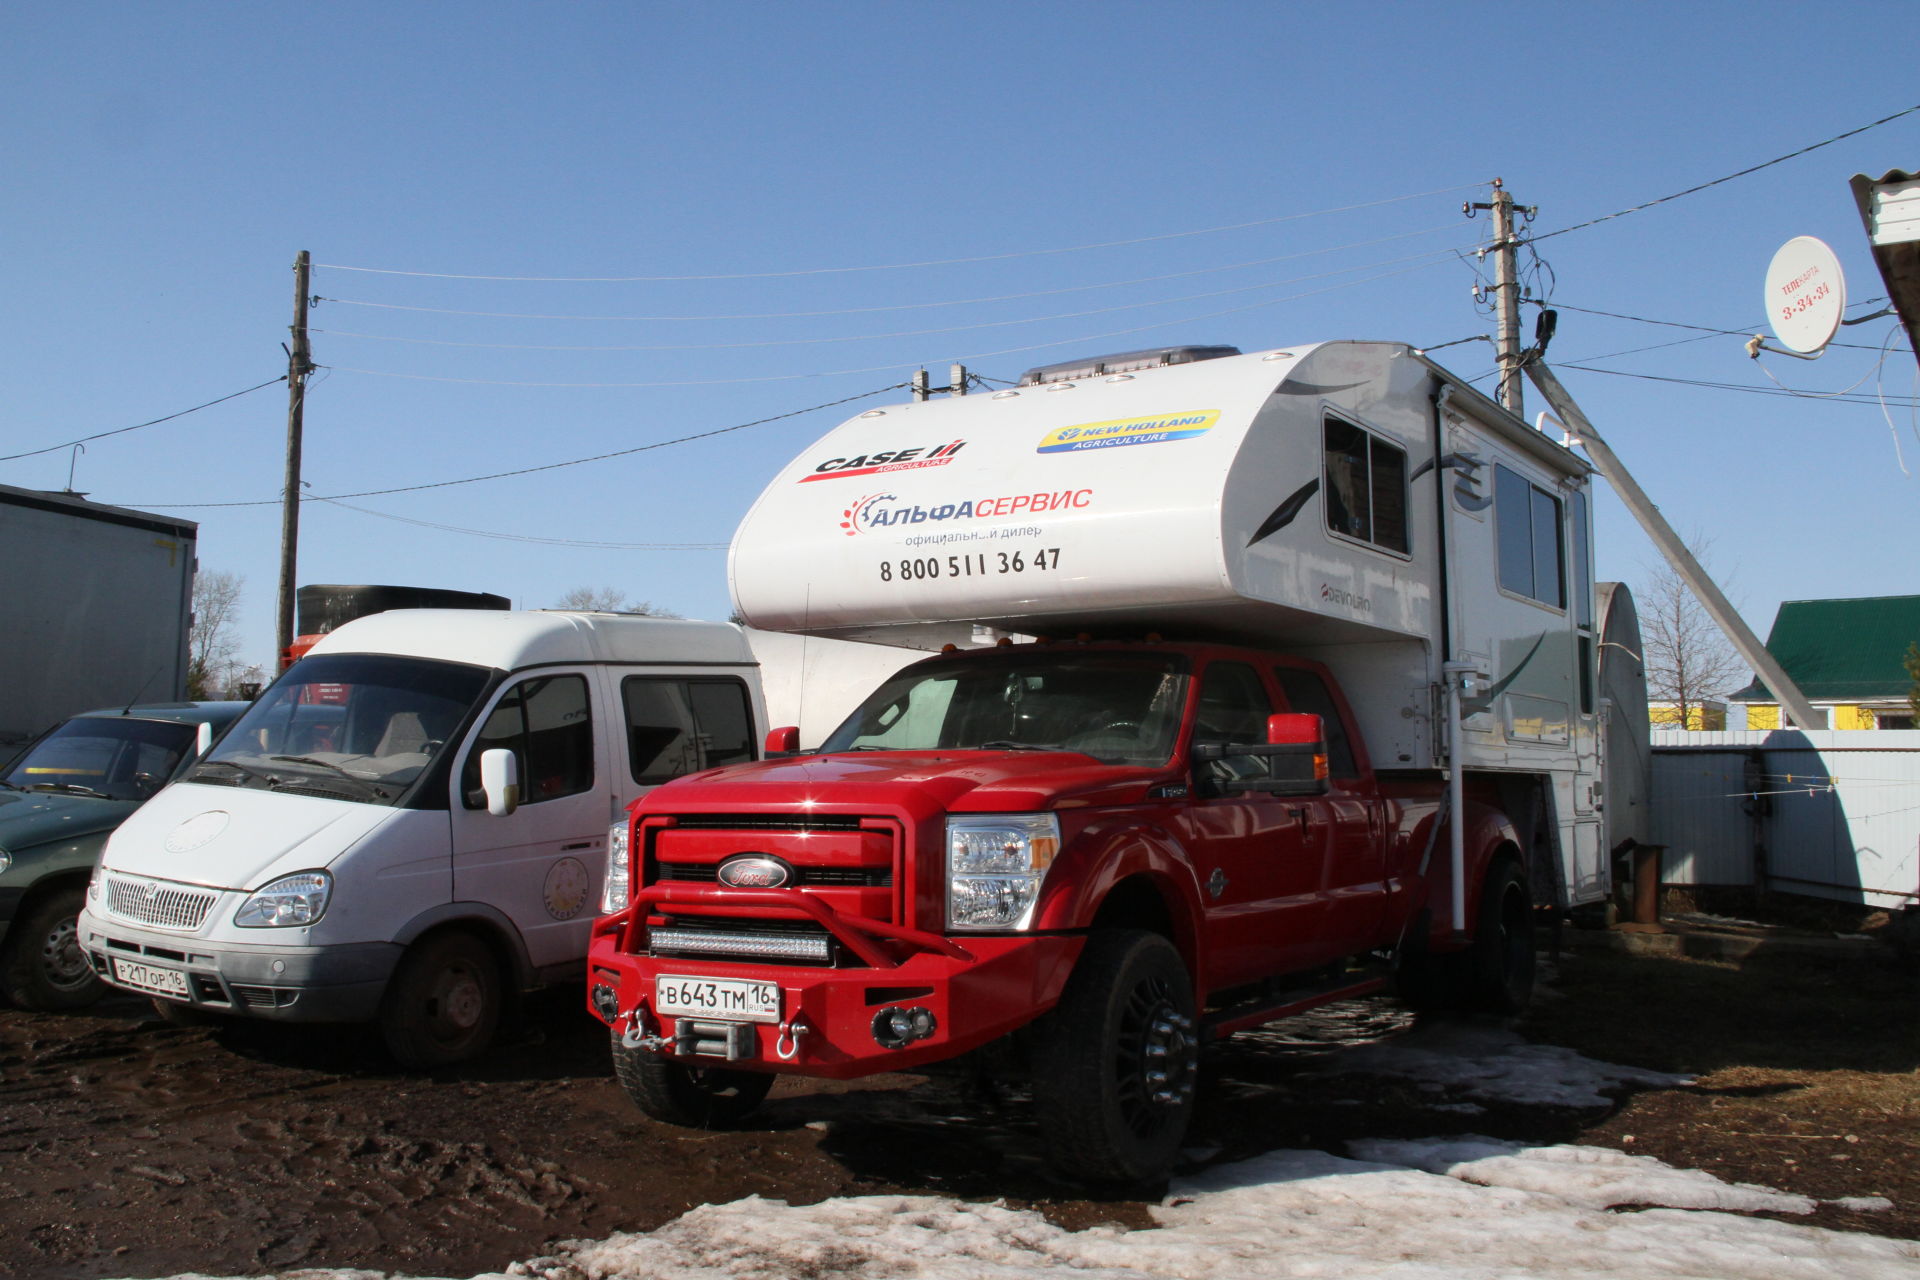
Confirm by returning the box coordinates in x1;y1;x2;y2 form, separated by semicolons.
586;884;1085;1078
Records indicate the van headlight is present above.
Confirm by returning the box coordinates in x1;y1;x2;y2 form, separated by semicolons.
601;819;631;914
945;814;1060;931
234;871;331;928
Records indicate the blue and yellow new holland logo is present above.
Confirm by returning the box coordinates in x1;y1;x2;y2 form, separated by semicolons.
1036;410;1219;454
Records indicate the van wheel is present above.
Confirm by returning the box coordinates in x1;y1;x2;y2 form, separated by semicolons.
1031;929;1198;1187
2;886;107;1011
1467;860;1535;1014
380;932;501;1069
612;1034;773;1128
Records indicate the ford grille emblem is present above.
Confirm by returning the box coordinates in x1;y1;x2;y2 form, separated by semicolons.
717;853;793;889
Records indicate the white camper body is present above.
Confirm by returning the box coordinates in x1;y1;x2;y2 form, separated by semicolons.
731;341;1611;905
77;609;911;1063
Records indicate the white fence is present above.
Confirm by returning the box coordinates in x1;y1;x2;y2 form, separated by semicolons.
1649;730;1920;910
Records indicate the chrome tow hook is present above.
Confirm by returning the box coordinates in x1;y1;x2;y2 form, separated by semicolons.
775;1013;812;1061
618;1006;672;1052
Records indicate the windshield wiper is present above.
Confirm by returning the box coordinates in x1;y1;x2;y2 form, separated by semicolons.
270;756;391;799
192;758;277;788
26;781;112;798
978;741;1063;752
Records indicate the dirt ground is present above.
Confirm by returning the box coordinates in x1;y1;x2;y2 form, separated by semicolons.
1;922;1914;1280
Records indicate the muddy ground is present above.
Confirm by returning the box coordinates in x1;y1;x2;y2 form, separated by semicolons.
1;927;1914;1280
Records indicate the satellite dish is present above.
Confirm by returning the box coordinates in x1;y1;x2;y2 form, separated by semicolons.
1764;235;1847;353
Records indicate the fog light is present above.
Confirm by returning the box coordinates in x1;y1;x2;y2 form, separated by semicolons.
591;982;620;1022
871;1005;937;1049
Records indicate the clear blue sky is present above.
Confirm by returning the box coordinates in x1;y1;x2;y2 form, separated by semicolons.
5;3;1915;675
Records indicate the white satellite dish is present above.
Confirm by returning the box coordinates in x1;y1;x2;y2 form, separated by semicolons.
1764;235;1847;353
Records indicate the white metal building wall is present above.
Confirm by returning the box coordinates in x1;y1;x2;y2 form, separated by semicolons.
1649;730;1920;909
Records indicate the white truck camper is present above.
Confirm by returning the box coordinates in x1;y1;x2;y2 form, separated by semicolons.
78;609;910;1066
732;339;1635;915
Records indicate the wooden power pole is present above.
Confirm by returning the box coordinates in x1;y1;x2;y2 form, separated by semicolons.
275;251;313;668
1467;178;1528;417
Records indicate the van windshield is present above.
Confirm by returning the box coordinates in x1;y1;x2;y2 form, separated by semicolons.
189;654;490;805
818;652;1189;766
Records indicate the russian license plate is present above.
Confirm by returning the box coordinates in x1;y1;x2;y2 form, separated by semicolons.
655;974;781;1024
110;957;191;999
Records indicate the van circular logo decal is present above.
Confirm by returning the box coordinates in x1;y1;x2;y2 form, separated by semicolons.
716;854;793;889
543;857;591;921
164;810;230;853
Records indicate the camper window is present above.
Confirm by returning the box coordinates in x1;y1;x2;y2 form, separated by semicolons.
1495;463;1565;608
1321;417;1409;554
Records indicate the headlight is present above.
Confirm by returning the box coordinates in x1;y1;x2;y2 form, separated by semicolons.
945;814;1060;931
234;871;331;928
600;819;631;914
0;847;11;876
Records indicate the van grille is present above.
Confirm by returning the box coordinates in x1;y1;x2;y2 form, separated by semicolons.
104;876;217;932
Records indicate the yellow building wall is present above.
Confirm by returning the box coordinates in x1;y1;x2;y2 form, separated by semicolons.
1649;704;1728;730
1744;704;1882;729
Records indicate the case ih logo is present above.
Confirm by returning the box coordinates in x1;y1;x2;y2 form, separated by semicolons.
800;439;966;482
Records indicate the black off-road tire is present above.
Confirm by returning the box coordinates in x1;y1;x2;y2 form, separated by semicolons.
380;931;502;1069
611;1033;774;1128
1;886;108;1011
1031;929;1199;1187
1465;859;1535;1014
1398;859;1535;1015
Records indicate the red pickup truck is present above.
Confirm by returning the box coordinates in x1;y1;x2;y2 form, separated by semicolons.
586;636;1533;1183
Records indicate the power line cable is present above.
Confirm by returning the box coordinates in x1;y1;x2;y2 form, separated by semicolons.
325;254;1461;390
312;224;1467;322
313;496;727;549
130;382;911;509
314;183;1485;282
1533;103;1920;242
1553;300;1896;352
1555;361;1920;405
0;376;287;463
307;244;1473;353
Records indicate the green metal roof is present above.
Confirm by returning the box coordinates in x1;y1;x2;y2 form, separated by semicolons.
1729;594;1920;702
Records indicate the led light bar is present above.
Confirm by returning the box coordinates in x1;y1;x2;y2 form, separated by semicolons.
649;928;832;964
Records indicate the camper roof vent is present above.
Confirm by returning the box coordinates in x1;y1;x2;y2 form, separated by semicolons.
1016;345;1241;387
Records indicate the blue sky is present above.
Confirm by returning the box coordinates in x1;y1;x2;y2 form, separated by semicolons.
5;3;1916;673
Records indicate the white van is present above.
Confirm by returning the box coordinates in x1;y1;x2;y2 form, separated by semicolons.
77;609;817;1066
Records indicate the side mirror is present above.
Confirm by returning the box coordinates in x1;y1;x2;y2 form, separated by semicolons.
1189;714;1328;795
195;721;214;758
764;725;800;756
480;748;521;816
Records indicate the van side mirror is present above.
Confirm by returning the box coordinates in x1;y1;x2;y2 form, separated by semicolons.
764;726;800;757
195;721;214;758
480;748;520;816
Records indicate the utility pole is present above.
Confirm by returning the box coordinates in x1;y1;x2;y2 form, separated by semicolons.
1466;179;1528;417
275;250;313;669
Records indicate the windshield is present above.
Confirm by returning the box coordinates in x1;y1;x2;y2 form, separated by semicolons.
818;651;1190;766
2;717;198;802
189;653;491;805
